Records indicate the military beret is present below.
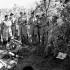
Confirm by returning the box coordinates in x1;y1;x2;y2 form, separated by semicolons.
10;13;14;16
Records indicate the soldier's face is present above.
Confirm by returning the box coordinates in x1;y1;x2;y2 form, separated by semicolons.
5;17;8;20
10;16;13;20
9;16;12;20
20;14;23;17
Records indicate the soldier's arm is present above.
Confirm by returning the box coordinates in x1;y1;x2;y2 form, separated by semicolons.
1;22;4;28
1;22;4;33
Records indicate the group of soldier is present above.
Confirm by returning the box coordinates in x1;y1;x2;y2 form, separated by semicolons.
0;11;48;46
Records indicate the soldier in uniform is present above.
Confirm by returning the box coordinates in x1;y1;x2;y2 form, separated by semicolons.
28;11;35;43
33;15;40;45
18;12;27;42
40;13;47;45
28;11;40;45
9;13;16;39
21;12;28;39
1;15;12;43
17;12;23;42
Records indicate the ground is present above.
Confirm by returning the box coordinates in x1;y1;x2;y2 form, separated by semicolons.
12;45;70;70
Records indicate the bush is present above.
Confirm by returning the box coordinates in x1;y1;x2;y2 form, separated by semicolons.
46;22;70;56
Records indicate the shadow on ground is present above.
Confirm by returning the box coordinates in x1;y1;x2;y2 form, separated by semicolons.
13;45;70;70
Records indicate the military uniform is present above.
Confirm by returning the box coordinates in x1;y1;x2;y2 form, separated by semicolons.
18;16;27;41
39;15;49;45
2;20;12;40
10;17;16;39
28;17;35;42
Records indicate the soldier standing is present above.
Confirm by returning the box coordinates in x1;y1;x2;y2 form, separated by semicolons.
1;15;12;42
17;12;23;42
28;11;35;43
9;13;16;39
18;12;27;42
33;15;40;45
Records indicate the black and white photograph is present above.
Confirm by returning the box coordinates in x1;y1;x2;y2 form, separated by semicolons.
0;0;70;70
